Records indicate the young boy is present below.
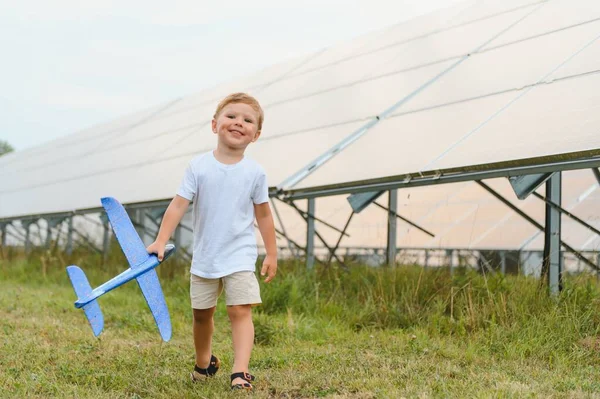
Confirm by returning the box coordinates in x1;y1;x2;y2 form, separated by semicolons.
146;92;277;391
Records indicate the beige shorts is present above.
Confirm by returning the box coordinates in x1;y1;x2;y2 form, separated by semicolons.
190;271;262;309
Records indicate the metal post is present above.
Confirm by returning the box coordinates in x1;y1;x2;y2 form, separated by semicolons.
306;198;315;269
1;223;6;247
386;190;398;266
424;249;429;268
66;216;74;256
544;172;562;295
447;249;453;274
45;220;52;248
102;218;111;263
500;251;507;275
134;209;145;240
174;225;182;251
24;221;32;254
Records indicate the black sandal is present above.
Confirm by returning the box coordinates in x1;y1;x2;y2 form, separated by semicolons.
190;355;220;381
230;372;255;390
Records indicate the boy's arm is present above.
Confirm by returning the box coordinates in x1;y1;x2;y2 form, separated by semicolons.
147;195;190;260
254;202;277;283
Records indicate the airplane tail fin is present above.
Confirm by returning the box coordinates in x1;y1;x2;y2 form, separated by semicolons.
66;265;104;337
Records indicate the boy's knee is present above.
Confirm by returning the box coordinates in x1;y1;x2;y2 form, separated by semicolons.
193;307;215;323
226;304;251;320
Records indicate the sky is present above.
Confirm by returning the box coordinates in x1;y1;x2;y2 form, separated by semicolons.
0;0;462;151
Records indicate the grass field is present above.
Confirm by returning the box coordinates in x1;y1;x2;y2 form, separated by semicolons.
2;249;600;398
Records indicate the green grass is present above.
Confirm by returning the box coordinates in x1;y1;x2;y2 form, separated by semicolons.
2;248;600;398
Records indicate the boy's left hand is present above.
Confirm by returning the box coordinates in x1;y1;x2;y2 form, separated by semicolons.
261;255;277;283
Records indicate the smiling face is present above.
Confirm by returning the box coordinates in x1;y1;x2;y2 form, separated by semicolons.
212;102;261;151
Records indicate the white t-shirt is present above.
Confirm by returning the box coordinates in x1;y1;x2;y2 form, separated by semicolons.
176;151;269;278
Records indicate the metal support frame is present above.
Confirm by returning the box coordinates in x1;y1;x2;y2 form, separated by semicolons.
5;227;25;245
272;226;304;254
508;172;553;200
500;251;507;275
281;155;600;200
373;201;435;238
66;216;74;255
274;197;349;238
532;191;600;237
347;190;434;238
44;217;65;249
7;223;27;242
34;220;44;247
132;209;145;240
101;214;111;263
328;211;355;264
21;220;35;254
143;210;192;260
145;209;193;234
544;173;562;295
477;180;599;272
386;190;398;266
270;199;298;258
593;168;600;185
0;223;6;247
287;199;347;268
71;225;103;254
45;220;52;248
174;224;182;251
306;198;315;269
347;191;384;213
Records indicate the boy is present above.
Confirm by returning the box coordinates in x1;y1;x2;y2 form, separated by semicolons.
146;92;277;391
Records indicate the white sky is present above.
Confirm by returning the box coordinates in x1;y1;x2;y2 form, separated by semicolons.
0;0;462;151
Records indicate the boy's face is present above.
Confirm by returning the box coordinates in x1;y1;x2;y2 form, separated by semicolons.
212;102;261;150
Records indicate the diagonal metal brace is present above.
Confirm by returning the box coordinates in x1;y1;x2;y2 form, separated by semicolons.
373;201;435;238
532;191;600;237
477;181;599;272
286;200;347;267
275;197;349;238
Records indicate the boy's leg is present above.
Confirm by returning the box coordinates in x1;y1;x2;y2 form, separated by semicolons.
190;274;223;376
193;307;216;368
227;304;254;385
223;271;262;387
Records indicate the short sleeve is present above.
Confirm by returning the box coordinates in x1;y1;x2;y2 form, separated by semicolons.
176;163;196;201
252;168;269;204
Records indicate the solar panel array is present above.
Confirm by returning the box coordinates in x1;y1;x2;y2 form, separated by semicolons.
1;0;598;252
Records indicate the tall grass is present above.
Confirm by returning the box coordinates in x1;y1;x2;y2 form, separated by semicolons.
2;245;600;397
4;245;600;348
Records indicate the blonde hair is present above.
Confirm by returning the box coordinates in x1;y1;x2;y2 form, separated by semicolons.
213;92;264;131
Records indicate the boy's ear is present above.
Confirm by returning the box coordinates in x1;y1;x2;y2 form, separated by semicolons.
211;119;217;133
252;130;261;142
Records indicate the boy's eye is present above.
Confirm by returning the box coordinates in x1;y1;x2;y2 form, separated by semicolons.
245;119;253;123
226;115;235;119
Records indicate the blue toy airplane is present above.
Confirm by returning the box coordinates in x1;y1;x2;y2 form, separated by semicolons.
66;197;176;342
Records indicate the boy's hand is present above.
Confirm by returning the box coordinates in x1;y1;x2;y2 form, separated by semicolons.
146;241;166;261
260;255;277;283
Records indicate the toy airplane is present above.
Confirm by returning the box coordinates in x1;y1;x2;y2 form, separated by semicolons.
66;197;176;342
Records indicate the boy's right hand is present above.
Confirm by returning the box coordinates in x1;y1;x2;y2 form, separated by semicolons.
146;241;166;261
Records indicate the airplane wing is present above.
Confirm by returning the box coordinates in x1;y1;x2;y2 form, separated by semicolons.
136;269;172;341
101;197;150;268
